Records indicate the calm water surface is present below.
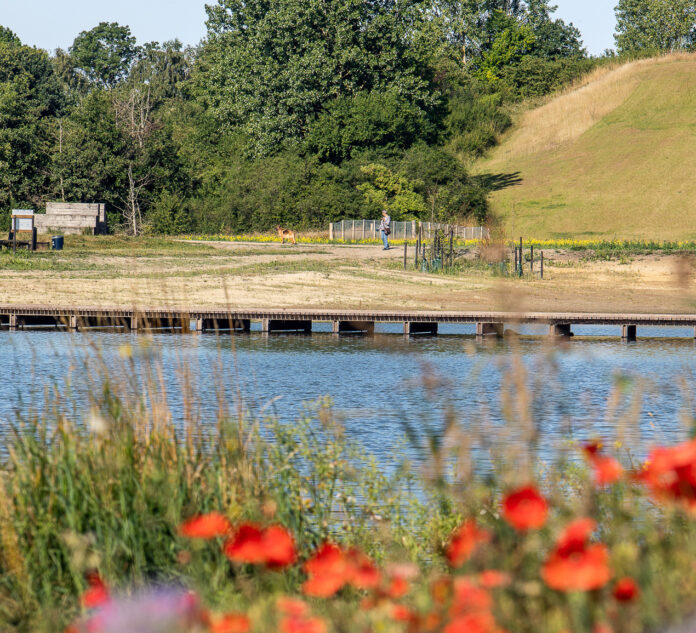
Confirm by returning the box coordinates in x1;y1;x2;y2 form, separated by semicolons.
2;323;696;462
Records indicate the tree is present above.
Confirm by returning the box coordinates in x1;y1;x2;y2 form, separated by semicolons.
615;0;696;53
197;0;441;157
357;164;427;220
0;39;64;214
70;22;138;89
0;25;20;46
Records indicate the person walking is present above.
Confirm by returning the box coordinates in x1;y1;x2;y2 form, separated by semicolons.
380;210;391;250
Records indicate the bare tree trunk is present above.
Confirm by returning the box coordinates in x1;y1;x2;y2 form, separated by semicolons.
127;163;142;236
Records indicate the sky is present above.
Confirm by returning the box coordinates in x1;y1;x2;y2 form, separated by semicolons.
2;0;616;56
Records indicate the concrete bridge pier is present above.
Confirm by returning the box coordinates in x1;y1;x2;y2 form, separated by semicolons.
332;320;374;335
476;322;504;338
549;323;572;337
261;319;312;334
404;322;438;336
622;324;637;341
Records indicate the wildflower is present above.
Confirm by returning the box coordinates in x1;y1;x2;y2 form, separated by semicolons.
389;604;415;622
542;518;611;592
81;571;109;609
209;613;251;633
386;576;410;599
179;512;232;539
280;614;327;633
583;442;623;486
451;578;492;616
478;570;512;588
446;520;491;567
501;485;548;531
302;543;380;597
277;597;310;618
72;588;206;633
637;438;696;510
613;577;639;602
443;612;502;633
224;523;296;567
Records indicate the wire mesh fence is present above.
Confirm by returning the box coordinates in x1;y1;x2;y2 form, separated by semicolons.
328;220;489;241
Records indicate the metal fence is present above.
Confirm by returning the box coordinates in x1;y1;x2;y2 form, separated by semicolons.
329;220;490;241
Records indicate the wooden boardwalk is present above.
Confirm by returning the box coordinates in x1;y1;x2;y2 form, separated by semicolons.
2;305;696;339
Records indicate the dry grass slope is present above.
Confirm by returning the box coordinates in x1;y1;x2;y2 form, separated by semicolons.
477;53;696;240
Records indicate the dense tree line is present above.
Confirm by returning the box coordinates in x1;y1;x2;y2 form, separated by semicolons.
1;1;592;234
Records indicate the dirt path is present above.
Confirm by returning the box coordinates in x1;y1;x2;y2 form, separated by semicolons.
0;238;694;314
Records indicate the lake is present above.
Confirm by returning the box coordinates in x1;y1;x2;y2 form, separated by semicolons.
2;324;695;463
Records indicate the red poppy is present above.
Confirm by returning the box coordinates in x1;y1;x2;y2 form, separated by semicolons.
542;518;611;592
263;525;297;567
280;615;327;633
443;611;502;633
386;576;410;599
389;604;415;622
478;570;512;589
501;486;548;531
179;512;232;539
224;524;266;564
613;577;639;602
446;520;491;567
224;523;296;567
555;518;596;556
638;439;696;510
583;444;623;486
81;572;109;609
302;543;380;597
451;577;492;616
347;548;381;589
277;597;310;618
209;613;251;633
542;543;611;591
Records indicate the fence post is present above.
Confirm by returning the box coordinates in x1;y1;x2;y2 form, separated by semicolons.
329;223;334;240
341;221;345;241
541;251;544;279
530;245;534;274
362;220;365;240
403;241;407;270
352;221;356;242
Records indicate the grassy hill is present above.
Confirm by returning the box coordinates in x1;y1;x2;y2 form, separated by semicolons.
476;54;696;240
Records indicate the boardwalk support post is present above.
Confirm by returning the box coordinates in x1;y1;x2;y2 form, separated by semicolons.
404;322;438;336
332;321;375;335
549;323;572;338
9;315;17;331
622;324;637;341
476;322;504;338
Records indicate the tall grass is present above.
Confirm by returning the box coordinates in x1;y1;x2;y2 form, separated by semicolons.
5;339;696;632
496;52;696;158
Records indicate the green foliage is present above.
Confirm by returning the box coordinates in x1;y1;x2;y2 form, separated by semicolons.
197;0;441;158
477;12;538;82
0;25;20;46
304;90;440;163
146;190;192;234
357;164;427;221
445;80;511;157
497;55;597;98
0;1;598;234
615;0;696;53
69;22;138;89
0;40;64;211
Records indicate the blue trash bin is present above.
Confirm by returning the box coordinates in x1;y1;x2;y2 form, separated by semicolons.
51;235;64;251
